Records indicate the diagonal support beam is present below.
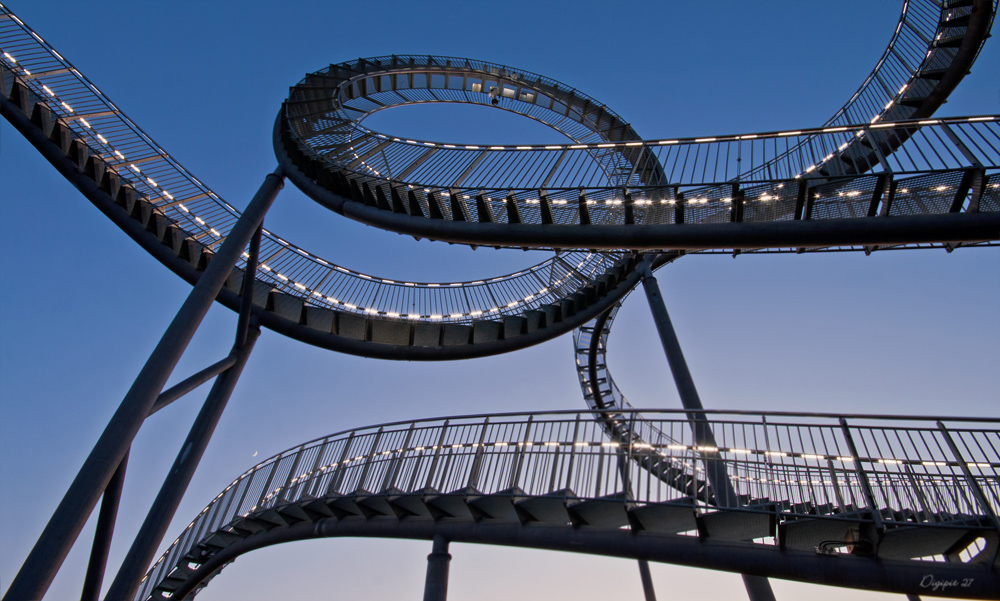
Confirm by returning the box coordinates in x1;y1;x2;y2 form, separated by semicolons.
3;168;283;601
638;257;776;601
79;451;128;601
103;326;262;601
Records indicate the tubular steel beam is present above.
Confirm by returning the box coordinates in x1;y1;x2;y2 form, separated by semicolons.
236;223;264;349
637;559;658;601
148;354;239;416
168;518;1000;600
3;169;283;601
103;326;261;601
639;259;777;601
639;260;738;507
79;451;128;601
338;197;1000;250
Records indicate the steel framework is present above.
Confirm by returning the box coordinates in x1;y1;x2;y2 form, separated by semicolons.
1;1;998;600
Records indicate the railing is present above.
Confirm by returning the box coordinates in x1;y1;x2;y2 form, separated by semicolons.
300;113;1000;191
136;409;1000;600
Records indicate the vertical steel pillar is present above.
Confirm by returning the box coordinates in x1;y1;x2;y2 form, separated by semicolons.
4;168;283;601
422;535;451;601
79;452;129;601
103;326;261;601
639;259;776;601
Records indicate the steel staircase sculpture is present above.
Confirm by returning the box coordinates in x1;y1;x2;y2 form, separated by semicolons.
1;0;997;599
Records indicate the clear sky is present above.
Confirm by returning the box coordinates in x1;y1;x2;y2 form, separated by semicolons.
1;2;998;600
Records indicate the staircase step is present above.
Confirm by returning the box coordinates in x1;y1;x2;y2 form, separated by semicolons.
423;486;480;520
701;510;774;542
516;488;579;524
467;487;527;522
780;517;861;552
879;526;982;560
386;491;434;519
354;490;407;518
628;500;698;534
567;492;629;528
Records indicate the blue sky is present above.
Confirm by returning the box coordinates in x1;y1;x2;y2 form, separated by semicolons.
1;2;998;600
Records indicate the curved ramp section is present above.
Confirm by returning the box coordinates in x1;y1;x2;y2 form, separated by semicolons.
0;10;644;360
277;1;999;250
136;411;1000;600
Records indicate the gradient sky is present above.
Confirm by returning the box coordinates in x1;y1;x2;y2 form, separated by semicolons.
1;2;998;600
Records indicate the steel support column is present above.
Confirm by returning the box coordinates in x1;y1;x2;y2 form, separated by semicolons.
639;260;736;506
637;559;658;601
103;326;261;601
3;168;284;601
423;535;451;601
79;451;128;601
639;258;776;601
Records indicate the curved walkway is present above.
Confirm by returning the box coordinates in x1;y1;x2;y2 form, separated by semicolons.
135;411;1000;600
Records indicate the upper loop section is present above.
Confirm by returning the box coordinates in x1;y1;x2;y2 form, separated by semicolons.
277;0;999;252
283;55;664;192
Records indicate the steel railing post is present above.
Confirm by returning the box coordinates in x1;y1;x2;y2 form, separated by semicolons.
466;418;490;490
356;428;385;492
424;422;451;491
510;416;534;490
385;424;416;492
936;422;1000;535
329;432;357;495
838;418;884;532
565;414;582;491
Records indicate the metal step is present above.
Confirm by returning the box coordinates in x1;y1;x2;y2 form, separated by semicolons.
628;499;698;534
701;509;775;542
879;525;984;560
516;488;579;524
567;492;630;528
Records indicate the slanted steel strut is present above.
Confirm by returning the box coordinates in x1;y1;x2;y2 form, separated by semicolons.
3;168;284;601
639;258;776;601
